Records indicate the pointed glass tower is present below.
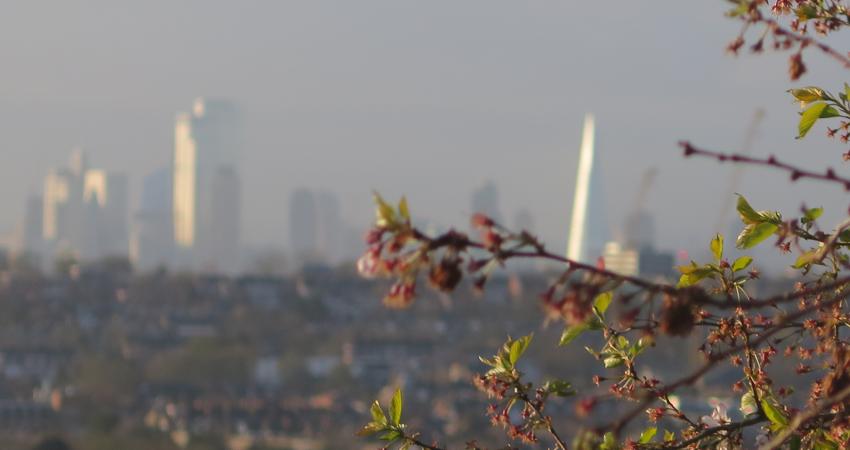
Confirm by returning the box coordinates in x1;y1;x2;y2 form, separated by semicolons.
566;114;608;263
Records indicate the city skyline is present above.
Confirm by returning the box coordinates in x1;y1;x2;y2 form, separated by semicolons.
0;1;846;271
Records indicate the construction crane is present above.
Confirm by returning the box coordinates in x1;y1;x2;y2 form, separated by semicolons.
713;109;765;234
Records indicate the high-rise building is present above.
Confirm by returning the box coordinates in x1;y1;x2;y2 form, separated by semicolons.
172;98;241;269
41;149;129;262
471;181;503;225
131;168;174;271
624;211;655;251
315;191;342;264
290;189;318;264
82;170;128;258
21;194;43;255
42;149;87;254
207;166;241;273
566;114;608;263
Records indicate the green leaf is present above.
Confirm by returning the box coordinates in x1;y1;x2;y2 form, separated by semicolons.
802;207;823;224
845;83;850;103
356;422;384;436
373;192;396;228
761;399;789;430
593;292;613;316
664;430;675;442
398;196;410;221
370;400;387;425
736;222;778;249
731;256;753;272
629;336;652;358
793;250;819;268
814;436;839;450
798;102;828;138
508;334;532;365
542;380;575;397
736;195;763;224
795;5;819;19
740;391;758;416
559;323;589;346
639;427;657;444
789;87;824;102
603;355;623;368
677;266;715;288
600;432;618;450
389;388;403;426
380;430;401;441
821;105;841;118
710;234;723;261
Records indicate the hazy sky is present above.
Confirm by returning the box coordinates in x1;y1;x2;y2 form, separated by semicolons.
1;1;848;269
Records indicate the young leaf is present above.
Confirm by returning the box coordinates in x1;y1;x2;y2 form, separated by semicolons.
603;355;623;368
740;391;758;416
677;266;715;287
600;432;618;450
543;380;575;397
710;234;723;261
736;222;778;249
509;334;533;365
356;422;385;436
802;207;823;224
793;250;819;268
820;105;841;118
664;430;675;442
789;86;824;102
593;292;613;316
736;195;764;224
373;192;397;228
639;427;657;443
398;196;410;221
761;399;789;430
560;323;589;346
731;255;753;272
380;430;401;441
371;400;387;425
389;388;403;426
798;102;828;138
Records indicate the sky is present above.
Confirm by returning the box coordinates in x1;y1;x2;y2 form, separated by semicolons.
0;1;848;271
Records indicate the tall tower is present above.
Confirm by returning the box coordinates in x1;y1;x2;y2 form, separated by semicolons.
172;98;241;268
566;114;608;263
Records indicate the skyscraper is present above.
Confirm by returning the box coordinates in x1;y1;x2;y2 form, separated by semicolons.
207;166;241;273
131;168;174;271
42;150;86;253
41;149;129;262
82;170;128;258
290;189;318;264
21;194;43;256
566;114;608;263
172;98;241;269
315;191;342;264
